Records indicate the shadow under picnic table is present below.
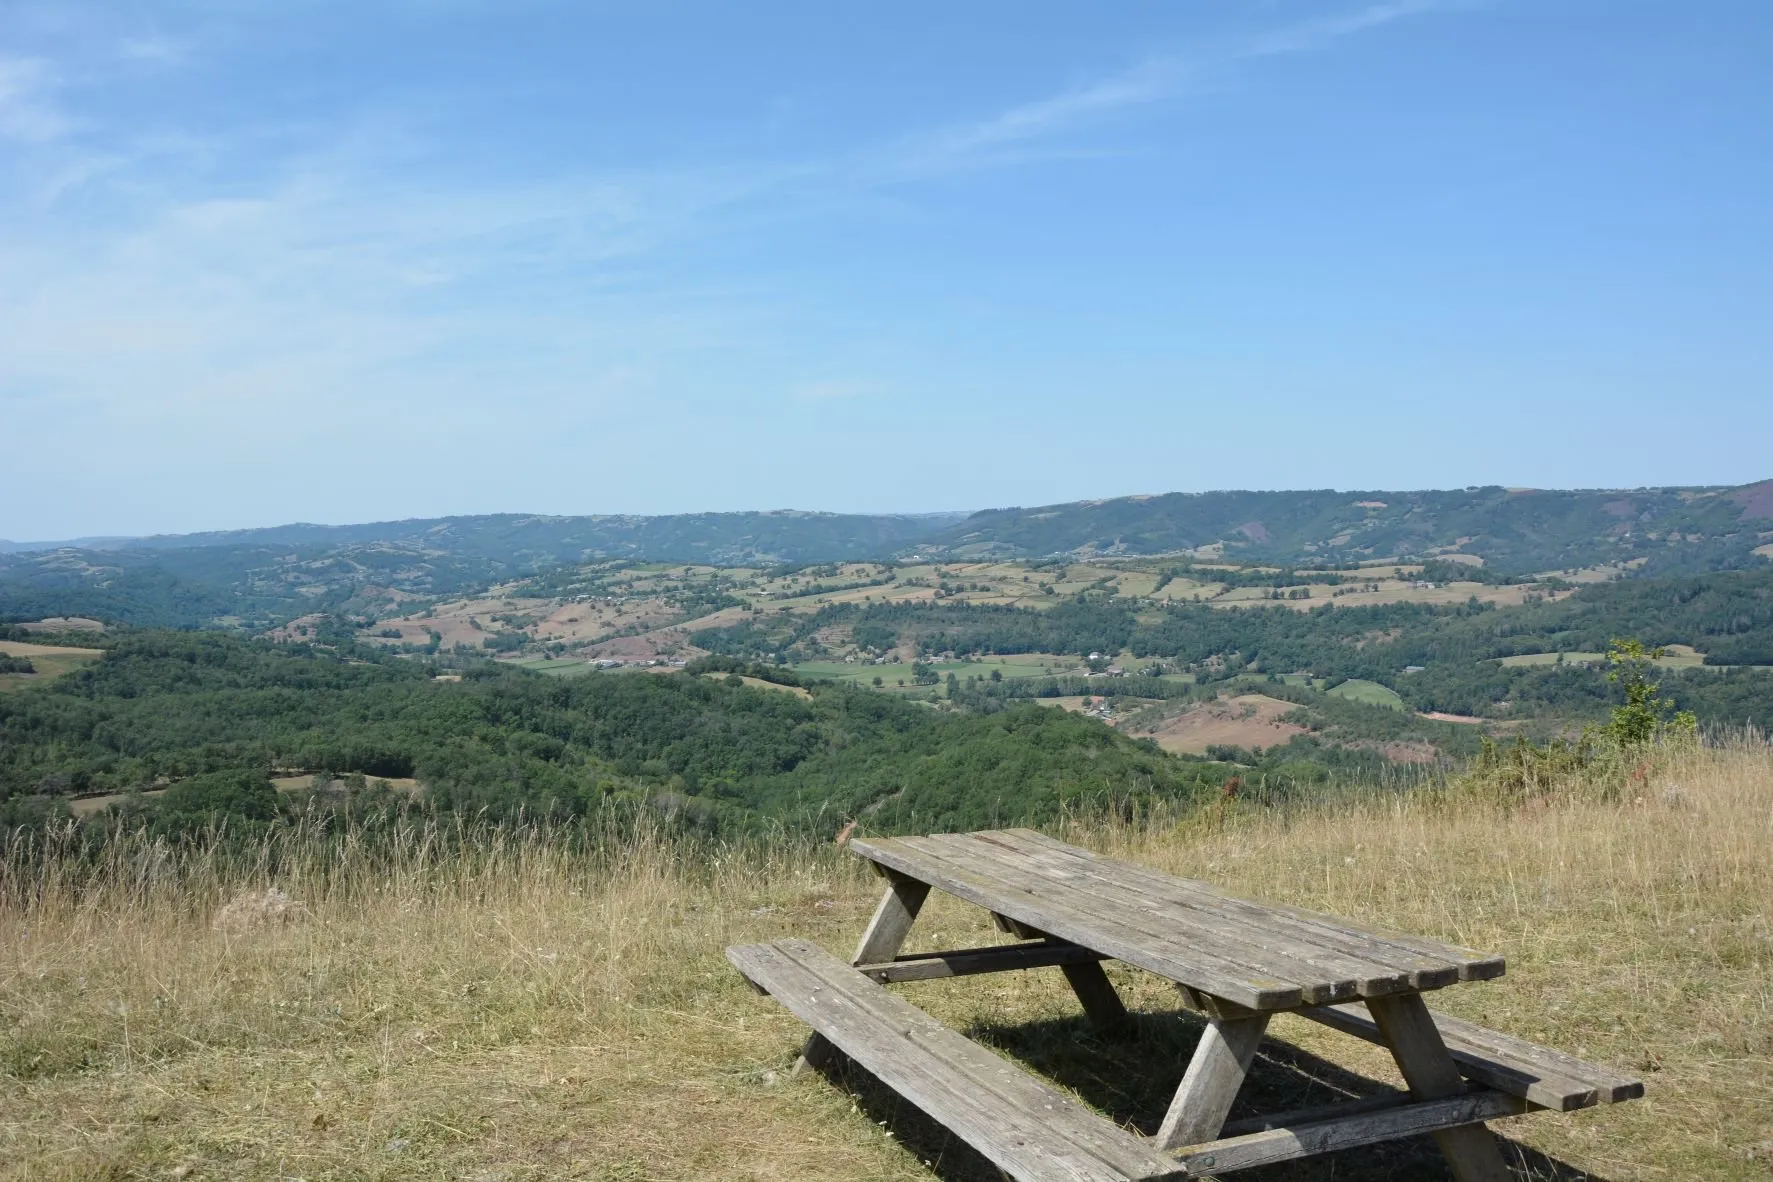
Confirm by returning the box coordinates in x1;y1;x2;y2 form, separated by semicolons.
822;1006;1617;1182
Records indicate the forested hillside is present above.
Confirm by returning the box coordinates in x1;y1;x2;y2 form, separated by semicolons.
0;633;1218;834
934;482;1773;573
5;481;1768;631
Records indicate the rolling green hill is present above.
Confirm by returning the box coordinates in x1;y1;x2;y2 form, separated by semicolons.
928;481;1773;573
0;632;1222;834
4;482;1768;630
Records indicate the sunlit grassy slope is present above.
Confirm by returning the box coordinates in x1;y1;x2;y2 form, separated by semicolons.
3;742;1770;1180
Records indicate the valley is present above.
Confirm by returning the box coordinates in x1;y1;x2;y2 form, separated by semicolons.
3;481;1771;828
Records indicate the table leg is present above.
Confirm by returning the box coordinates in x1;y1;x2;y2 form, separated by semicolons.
794;872;931;1076
1059;961;1130;1034
1367;994;1513;1182
1155;1012;1271;1150
990;912;1129;1033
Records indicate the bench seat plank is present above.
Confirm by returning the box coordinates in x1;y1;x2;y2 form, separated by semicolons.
727;938;1185;1182
1299;1002;1645;1111
1172;1089;1528;1175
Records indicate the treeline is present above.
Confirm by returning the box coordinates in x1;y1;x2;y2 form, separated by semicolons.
0;631;1225;835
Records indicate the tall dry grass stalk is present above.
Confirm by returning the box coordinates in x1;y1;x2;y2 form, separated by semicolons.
3;741;1770;1179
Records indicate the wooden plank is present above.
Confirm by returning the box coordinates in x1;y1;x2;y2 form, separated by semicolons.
1218;1090;1410;1136
767;940;1176;1178
981;830;1466;992
850;835;1305;1011
1367;994;1513;1182
855;940;1107;983
1155;1013;1271;1151
728;940;1185;1182
799;871;930;1076
733;943;1135;1181
991;829;1504;986
760;939;1178;1178
900;834;1348;1006
1421;1013;1644;1106
926;833;1403;1004
968;831;1429;995
994;829;1504;983
852;871;931;964
1299;1002;1644;1111
1168;1089;1528;1175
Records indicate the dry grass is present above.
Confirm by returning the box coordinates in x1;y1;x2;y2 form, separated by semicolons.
3;744;1771;1180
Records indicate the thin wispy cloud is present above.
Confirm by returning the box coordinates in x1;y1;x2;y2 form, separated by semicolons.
1245;0;1478;57
913;0;1473;171
934;59;1175;157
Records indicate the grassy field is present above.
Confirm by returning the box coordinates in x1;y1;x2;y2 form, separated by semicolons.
7;744;1768;1179
1499;647;1708;670
1327;678;1407;710
792;654;1076;689
1499;652;1607;668
503;654;601;677
0;639;104;693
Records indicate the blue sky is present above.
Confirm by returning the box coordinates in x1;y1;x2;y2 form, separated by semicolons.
3;1;1770;538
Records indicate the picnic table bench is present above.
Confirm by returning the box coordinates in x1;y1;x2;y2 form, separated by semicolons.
727;828;1642;1180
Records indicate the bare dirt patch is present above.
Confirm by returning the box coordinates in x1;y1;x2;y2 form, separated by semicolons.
265;613;330;643
1729;478;1773;519
1418;711;1487;725
68;788;166;817
1138;694;1307;754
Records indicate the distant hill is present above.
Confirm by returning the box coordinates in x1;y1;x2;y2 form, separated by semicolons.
927;481;1773;574
1;510;965;564
3;482;1768;628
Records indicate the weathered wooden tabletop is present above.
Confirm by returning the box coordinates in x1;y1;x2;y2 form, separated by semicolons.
848;828;1504;1012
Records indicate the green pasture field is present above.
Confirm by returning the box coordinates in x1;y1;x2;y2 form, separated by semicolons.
793;653;1081;690
0;640;105;693
501;655;602;678
1498;652;1605;668
1499;647;1708;670
1327;678;1406;710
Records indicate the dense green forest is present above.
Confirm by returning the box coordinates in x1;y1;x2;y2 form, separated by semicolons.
0;632;1226;835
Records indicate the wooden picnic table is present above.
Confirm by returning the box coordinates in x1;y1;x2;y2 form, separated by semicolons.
728;828;1642;1180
